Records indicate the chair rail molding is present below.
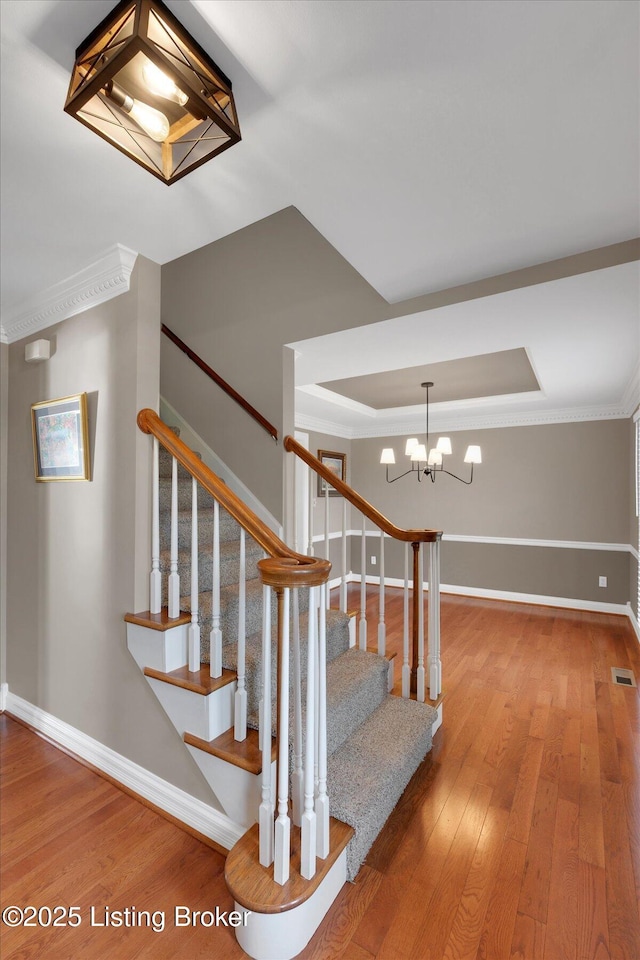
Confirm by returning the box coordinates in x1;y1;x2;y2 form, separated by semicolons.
1;245;138;344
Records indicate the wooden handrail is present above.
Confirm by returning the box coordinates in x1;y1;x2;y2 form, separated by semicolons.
161;324;279;442
138;409;327;587
283;436;442;544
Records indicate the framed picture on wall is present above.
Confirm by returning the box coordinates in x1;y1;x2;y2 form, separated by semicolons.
31;393;91;481
317;449;346;497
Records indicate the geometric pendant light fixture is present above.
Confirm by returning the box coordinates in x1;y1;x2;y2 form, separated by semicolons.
64;0;240;184
380;382;482;485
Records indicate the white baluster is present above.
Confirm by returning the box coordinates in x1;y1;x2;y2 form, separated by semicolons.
359;515;367;650
324;483;330;560
209;500;222;678
417;544;425;702
167;456;180;618
291;589;303;826
187;477;200;672
259;585;274;867
402;543;410;698
308;472;314;557
290;450;297;553
274;588;291;885
429;538;442;699
316;583;330;859
378;530;386;656
301;585;317;880
149;438;161;615
324;484;331;609
340;499;348;613
234;528;247;740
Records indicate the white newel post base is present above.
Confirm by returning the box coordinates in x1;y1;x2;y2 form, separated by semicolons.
233;849;347;960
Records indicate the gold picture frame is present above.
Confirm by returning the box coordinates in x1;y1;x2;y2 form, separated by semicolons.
317;449;346;497
31;393;91;481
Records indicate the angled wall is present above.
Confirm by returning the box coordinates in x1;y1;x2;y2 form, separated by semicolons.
160;207;388;523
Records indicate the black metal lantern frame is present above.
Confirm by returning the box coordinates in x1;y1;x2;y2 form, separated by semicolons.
64;0;241;184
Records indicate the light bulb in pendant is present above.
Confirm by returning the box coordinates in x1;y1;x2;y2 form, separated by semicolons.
104;80;170;142
142;61;188;106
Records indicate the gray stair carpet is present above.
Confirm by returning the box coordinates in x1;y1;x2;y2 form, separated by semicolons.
328;695;437;881
220;607;352;730
156;423;437;882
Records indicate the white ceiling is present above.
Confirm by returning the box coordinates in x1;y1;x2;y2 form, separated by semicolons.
1;0;638;431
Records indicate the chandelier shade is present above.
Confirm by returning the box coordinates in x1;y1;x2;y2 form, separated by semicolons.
64;0;241;184
380;381;482;485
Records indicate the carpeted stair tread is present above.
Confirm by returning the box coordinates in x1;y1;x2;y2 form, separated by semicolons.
222;608;352;722
159;506;242;549
161;538;262;595
324;648;389;757
328;695;437;881
159;476;216;511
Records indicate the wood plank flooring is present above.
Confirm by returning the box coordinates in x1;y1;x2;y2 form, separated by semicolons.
2;588;639;959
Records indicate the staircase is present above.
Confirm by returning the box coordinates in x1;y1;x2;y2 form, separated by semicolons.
126;414;439;960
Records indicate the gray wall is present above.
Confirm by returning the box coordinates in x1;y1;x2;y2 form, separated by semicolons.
5;258;215;804
0;342;8;689
160;207;389;523
347;419;633;605
631;416;639;617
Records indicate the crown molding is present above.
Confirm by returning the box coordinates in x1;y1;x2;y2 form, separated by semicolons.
296;403;632;440
295;412;356;439
0;245;138;344
621;359;640;415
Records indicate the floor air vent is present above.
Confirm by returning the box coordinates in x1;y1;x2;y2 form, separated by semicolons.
611;667;637;687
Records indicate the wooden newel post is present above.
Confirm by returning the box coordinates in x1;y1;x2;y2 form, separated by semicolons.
411;541;420;694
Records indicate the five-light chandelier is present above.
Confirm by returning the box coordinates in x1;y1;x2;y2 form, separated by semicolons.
380;382;482;485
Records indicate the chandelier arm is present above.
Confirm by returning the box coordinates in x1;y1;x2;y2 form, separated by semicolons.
439;464;475;485
385;465;423;483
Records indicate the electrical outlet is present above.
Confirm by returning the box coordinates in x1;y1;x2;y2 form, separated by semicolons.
598;576;607;588
370;556;376;565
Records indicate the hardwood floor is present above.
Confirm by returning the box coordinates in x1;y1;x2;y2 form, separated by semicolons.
2;588;639;959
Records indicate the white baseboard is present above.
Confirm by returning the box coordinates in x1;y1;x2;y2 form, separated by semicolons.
0;683;7;712
438;582;631;616
342;572;632;618
628;604;640;643
3;690;245;851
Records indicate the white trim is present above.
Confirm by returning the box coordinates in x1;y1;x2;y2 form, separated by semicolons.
342;572;634;618
314;529;636;555
296;404;631;440
3;691;245;851
1;245;138;344
438;582;631;616
621;360;640;417
160;397;283;537
297;384;377;418
442;533;634;554
627;604;640;643
296;413;354;440
0;683;7;712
